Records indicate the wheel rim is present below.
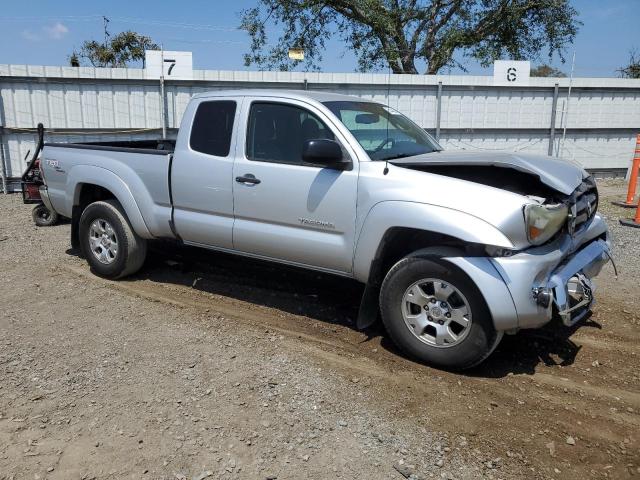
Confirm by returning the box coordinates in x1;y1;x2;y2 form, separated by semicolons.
88;218;119;265
39;210;50;220
401;278;472;348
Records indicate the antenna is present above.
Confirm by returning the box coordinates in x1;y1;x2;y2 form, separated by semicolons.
102;16;110;46
383;62;392;175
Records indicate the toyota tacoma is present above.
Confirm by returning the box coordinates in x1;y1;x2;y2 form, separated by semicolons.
36;90;611;369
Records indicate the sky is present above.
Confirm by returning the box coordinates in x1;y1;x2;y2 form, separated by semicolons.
0;0;637;77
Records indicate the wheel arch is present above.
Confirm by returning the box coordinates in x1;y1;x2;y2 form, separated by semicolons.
68;168;152;249
353;201;514;285
353;202;519;332
369;238;519;332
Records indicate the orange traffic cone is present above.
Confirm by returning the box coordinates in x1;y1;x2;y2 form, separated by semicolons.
613;133;640;208
620;196;640;228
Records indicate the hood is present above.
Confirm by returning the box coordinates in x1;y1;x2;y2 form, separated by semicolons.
390;150;585;195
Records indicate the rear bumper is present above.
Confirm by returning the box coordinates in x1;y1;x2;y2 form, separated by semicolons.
491;214;610;329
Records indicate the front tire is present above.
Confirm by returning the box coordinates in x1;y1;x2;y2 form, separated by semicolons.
380;255;502;370
79;200;147;279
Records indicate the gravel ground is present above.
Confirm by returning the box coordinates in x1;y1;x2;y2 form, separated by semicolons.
0;179;639;480
596;179;640;298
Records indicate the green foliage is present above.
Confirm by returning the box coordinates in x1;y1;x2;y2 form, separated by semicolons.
241;0;580;74
70;31;159;68
530;64;566;77
618;49;640;79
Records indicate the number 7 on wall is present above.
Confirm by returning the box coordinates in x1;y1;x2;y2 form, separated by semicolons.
163;59;176;76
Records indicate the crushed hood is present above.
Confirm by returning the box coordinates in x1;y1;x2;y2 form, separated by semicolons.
390;150;586;195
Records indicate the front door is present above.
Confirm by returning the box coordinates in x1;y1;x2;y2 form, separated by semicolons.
232;99;358;273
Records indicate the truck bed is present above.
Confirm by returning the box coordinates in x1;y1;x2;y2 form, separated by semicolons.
42;141;175;239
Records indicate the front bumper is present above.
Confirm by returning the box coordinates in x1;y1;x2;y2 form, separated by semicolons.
491;214;610;329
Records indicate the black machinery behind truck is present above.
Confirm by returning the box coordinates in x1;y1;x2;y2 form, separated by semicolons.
21;123;58;227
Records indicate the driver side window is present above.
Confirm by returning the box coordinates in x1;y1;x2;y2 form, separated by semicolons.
246;102;335;165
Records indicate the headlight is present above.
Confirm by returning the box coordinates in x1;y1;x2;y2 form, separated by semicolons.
524;203;568;246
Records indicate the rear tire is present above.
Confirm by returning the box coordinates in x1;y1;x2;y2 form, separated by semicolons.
32;204;58;227
380;254;502;370
79;200;147;279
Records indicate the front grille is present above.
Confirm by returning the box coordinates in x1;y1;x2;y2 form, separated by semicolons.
568;177;598;235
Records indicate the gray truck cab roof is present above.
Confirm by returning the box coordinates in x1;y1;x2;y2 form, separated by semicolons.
192;89;376;105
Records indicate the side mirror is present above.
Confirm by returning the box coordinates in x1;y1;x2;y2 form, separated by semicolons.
302;139;351;170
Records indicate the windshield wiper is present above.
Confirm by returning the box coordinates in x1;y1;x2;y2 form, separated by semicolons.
378;153;418;161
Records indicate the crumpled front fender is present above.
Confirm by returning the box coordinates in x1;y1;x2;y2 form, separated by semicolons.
353;200;515;282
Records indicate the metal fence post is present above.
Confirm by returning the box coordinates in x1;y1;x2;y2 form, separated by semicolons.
548;83;559;156
0;89;7;193
435;81;443;141
0;130;7;194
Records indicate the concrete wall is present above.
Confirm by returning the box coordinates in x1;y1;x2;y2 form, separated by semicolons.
2;64;639;189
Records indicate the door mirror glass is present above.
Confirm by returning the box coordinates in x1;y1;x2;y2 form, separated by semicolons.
302;139;349;169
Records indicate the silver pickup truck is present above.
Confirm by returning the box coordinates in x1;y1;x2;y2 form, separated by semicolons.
39;89;611;370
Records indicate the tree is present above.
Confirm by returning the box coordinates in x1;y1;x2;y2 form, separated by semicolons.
618;49;640;79
530;64;566;77
70;31;159;68
240;0;580;74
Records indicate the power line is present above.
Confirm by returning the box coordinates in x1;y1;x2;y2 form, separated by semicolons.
109;16;240;32
0;15;102;21
0;14;241;32
165;38;248;46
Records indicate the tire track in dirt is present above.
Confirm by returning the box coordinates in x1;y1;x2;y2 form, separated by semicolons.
63;263;640;465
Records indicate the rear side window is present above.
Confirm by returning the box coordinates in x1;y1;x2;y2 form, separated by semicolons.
190;100;236;157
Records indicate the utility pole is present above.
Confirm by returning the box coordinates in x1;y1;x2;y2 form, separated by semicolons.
548;83;559;156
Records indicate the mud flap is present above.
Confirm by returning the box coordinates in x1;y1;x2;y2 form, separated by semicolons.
356;283;380;330
70;205;81;252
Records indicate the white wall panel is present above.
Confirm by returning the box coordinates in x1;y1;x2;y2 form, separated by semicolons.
81;85;99;128
113;84;131;128
46;85;66;128
2;64;640;184
440;131;636;170
96;85;115;128
65;85;83;129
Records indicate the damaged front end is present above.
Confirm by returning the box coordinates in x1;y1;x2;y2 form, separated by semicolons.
389;152;611;330
490;174;611;330
533;238;611;327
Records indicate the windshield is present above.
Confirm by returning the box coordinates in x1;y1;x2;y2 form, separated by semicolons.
323;101;442;161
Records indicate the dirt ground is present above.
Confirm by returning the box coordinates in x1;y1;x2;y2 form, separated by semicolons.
0;180;638;480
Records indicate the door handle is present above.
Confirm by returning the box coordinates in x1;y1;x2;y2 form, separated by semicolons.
235;174;261;185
